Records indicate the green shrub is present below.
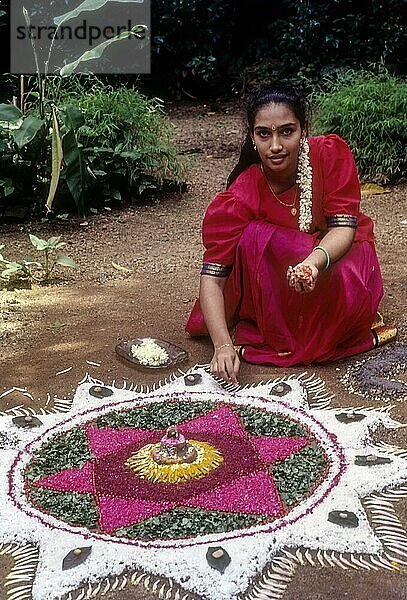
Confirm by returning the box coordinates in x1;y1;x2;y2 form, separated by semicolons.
48;77;185;202
0;75;185;217
311;68;407;184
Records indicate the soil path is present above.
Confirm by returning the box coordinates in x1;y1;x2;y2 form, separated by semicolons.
0;102;406;599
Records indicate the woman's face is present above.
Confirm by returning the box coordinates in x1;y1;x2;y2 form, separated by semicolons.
252;102;304;179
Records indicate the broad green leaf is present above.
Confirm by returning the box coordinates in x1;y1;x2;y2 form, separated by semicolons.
23;7;40;79
13;116;44;150
55;255;78;269
0;104;22;122
46;105;64;212
54;0;144;26
60;26;147;76
61;104;85;130
46;236;62;247
62;129;87;218
117;150;142;159
1;262;23;276
29;234;48;251
59;104;87;217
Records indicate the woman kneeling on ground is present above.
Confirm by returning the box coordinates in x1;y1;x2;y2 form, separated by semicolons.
186;83;396;383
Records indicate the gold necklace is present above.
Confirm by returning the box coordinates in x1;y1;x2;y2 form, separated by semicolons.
260;163;298;216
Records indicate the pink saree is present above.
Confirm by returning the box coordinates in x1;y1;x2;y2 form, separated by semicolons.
186;220;383;365
186;135;385;366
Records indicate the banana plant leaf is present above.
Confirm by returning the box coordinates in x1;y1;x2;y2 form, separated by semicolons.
60;105;87;217
54;0;144;26
63;132;87;217
62;547;92;570
12;415;43;428
46;105;64;213
59;26;147;76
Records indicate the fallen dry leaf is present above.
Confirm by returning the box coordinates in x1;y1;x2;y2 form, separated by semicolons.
360;183;390;195
111;262;133;274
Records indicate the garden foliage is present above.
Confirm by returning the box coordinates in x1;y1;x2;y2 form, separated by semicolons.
150;0;406;95
0;76;184;216
1;0;406;217
49;77;184;201
312;68;407;183
0;0;184;217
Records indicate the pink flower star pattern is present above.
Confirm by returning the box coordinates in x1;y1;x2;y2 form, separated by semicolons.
33;406;313;533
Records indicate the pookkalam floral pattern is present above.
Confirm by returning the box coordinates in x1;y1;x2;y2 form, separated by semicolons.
4;373;407;600
24;401;328;538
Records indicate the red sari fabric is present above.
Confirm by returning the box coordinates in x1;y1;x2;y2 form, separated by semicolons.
186;134;384;365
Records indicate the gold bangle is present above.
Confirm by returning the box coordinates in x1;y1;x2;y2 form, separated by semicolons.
215;343;233;351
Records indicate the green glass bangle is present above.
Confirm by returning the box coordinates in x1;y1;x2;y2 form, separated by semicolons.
314;245;330;270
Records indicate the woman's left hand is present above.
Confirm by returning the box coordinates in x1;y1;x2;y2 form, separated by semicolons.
287;262;319;293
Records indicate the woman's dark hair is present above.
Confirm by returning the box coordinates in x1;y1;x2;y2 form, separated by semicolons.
227;83;308;188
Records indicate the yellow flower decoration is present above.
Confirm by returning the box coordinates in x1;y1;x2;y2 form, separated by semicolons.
126;440;224;484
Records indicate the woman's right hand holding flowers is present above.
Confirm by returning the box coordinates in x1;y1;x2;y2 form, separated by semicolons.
287;262;319;293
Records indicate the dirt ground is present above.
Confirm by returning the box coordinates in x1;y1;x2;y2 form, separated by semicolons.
0;102;406;599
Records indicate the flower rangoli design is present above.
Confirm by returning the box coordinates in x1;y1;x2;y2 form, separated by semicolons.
27;405;321;535
1;368;407;600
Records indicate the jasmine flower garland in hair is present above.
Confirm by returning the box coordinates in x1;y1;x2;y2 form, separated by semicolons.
130;338;169;366
296;138;313;232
